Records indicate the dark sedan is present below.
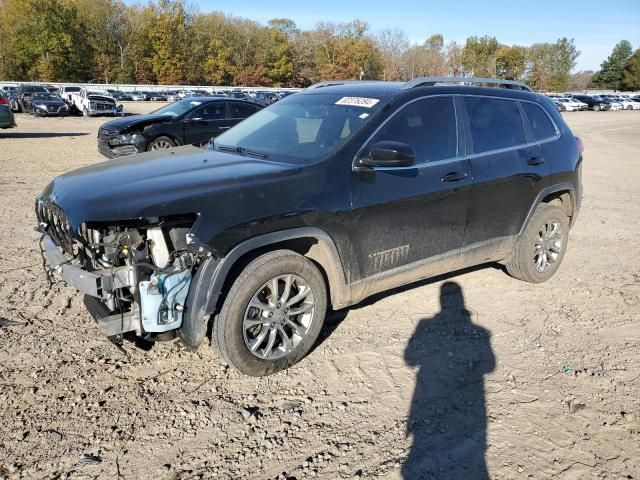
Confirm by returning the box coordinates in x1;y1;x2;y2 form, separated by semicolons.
30;92;70;116
97;97;263;158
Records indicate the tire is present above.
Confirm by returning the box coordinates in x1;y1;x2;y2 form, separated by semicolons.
82;108;90;117
593;105;600;112
147;136;176;151
505;203;569;283
213;250;327;376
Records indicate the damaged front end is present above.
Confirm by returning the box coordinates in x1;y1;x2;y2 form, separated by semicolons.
36;199;208;343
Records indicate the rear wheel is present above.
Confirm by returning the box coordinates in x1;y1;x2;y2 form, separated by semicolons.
148;136;176;151
593;104;601;111
505;203;569;283
212;250;327;376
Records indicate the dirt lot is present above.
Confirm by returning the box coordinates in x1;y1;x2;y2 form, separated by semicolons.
0;104;639;480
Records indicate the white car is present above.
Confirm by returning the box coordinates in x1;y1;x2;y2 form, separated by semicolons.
69;88;121;116
615;97;640;110
177;90;195;99
566;97;588;110
554;98;579;112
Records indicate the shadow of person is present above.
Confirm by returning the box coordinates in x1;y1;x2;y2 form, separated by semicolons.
402;281;495;480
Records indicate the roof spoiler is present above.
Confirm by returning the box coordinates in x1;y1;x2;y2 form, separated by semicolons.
402;77;532;92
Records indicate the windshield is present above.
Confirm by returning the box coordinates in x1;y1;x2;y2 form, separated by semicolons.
213;93;386;164
151;98;204;117
32;93;60;101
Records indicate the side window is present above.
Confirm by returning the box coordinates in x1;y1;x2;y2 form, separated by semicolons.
465;97;525;154
190;102;225;120
369;96;457;163
229;102;258;118
521;102;557;141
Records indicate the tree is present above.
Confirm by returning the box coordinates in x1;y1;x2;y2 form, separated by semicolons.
592;40;633;89
462;36;498;77
496;45;526;80
568;71;594;90
526;38;579;91
622;49;640;91
150;0;192;84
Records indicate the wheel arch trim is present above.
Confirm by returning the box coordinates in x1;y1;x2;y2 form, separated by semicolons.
179;227;350;347
518;182;578;236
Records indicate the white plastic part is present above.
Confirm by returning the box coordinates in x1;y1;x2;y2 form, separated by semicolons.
147;227;170;268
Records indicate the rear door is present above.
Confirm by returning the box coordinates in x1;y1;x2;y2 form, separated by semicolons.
227;101;262;128
183;101;228;145
461;96;552;256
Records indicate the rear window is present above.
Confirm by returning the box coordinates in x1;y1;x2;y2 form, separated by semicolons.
465;97;525;154
229;102;259;118
521;102;557;141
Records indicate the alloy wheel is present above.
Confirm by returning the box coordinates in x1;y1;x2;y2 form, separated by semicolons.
243;274;315;360
151;140;173;150
533;220;563;273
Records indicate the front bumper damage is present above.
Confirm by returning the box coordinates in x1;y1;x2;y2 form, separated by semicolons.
40;233;140;337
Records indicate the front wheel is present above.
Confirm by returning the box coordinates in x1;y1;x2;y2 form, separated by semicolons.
212;250;327;376
593;105;601;111
147;136;176;151
505;203;569;283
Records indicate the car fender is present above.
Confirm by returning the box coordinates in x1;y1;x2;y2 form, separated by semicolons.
518;182;579;236
178;227;350;347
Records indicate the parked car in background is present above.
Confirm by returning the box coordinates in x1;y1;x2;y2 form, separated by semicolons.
0;89;9;107
566;97;588;110
130;91;148;101
69;88;120;116
177;90;195;99
15;84;49;113
149;92;167;101
253;91;279;106
30;92;69;116
614;96;640;110
97;97;262;158
229;91;250;100
0;105;16;128
554;98;578;112
112;91;133;101
58;86;83;105
571;94;610;111
602;98;623;111
166;92;181;102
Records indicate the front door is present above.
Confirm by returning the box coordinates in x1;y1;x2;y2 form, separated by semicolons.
349;96;472;282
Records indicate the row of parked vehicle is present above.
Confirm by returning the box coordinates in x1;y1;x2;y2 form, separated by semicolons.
546;93;640;112
113;88;295;106
1;84;122;117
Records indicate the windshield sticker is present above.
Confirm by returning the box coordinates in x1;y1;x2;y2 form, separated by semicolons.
359;112;370;119
335;97;380;108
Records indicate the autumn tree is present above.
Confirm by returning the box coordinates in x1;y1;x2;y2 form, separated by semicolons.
462;36;499;77
496;45;526;80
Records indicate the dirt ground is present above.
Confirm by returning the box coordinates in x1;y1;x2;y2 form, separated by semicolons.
0;103;639;480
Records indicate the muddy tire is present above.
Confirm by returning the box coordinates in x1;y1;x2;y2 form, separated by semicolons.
506;203;569;283
212;250;327;376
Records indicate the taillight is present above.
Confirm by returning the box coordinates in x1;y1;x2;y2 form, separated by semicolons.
0;97;8;106
575;136;584;153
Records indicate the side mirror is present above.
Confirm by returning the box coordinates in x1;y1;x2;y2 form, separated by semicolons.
357;141;416;169
187;117;203;122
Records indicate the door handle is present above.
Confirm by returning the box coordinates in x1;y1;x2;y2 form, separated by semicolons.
441;171;468;183
527;156;545;166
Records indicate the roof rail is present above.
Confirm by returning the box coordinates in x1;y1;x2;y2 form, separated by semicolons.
307;80;368;89
402;77;532;92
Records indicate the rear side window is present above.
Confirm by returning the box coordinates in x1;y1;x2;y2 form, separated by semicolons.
465;97;525;154
192;102;226;120
521;102;557;141
229;102;259;118
369;96;457;163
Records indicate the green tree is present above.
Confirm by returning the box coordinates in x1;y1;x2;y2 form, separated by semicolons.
622;49;640;90
496;45;526;80
526;38;579;91
593;40;634;89
462;36;499;77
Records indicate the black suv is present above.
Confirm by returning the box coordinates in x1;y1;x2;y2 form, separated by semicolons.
36;77;582;376
571;94;610;111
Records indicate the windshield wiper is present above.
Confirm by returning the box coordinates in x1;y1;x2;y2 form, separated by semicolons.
216;144;269;159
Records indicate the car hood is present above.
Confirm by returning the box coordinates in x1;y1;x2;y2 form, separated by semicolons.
39;146;300;232
32;99;66;106
88;95;115;103
100;114;171;133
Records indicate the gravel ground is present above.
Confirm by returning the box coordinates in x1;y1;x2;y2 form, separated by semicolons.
0;104;639;480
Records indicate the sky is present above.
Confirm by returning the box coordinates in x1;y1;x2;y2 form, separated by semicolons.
186;0;640;72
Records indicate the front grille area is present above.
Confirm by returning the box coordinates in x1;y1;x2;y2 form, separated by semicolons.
36;200;75;255
98;128;117;139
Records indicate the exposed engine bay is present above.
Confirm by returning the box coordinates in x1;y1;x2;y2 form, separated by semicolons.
36;201;205;343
